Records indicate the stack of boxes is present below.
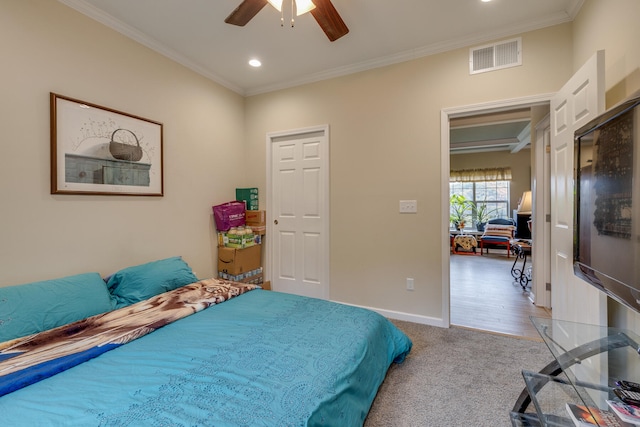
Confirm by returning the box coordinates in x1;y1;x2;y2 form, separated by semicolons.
217;244;263;284
215;188;268;288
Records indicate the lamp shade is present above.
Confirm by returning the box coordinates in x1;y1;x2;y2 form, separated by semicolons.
517;191;532;214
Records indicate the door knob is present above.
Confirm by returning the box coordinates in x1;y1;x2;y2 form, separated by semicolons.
274;220;278;225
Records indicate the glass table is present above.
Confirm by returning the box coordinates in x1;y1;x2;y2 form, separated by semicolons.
511;316;640;426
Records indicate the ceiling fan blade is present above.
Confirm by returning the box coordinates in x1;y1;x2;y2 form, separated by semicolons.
225;0;268;26
310;0;349;41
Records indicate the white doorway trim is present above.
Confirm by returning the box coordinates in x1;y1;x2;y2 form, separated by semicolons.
532;114;551;308
265;124;330;299
441;94;554;326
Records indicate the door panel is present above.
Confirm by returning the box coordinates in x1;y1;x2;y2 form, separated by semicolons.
552;143;570;229
279;231;295;279
303;233;321;283
279;168;295;215
268;127;329;299
550;50;605;325
303;167;321;215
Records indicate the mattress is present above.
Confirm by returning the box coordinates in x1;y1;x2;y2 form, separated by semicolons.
0;288;412;426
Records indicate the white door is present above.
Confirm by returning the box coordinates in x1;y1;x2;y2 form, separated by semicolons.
550;50;606;325
267;126;329;299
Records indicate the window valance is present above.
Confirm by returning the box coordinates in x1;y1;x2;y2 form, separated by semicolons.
450;167;512;182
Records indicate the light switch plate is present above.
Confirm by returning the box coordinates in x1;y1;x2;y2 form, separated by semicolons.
399;200;417;213
406;277;414;291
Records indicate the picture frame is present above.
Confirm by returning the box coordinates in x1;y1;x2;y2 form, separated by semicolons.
50;93;164;196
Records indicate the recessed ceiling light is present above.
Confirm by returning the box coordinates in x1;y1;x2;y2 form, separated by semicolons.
248;59;262;67
481;0;492;2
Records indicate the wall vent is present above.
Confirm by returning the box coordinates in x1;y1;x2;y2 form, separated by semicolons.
469;38;522;74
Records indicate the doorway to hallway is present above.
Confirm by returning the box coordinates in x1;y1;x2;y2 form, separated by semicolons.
441;95;552;337
450;252;550;340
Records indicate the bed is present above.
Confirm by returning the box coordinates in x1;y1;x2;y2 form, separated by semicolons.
0;257;412;426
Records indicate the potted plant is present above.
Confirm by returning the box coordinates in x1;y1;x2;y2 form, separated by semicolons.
449;194;473;231
473;202;497;231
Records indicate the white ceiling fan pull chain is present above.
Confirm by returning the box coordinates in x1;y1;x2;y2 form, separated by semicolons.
291;0;295;27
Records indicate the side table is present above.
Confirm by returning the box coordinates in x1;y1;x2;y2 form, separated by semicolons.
510;240;532;290
453;234;478;254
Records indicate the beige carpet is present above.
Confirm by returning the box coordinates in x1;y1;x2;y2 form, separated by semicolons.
364;320;550;427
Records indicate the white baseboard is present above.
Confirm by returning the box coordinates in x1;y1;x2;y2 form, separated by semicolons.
332;300;447;328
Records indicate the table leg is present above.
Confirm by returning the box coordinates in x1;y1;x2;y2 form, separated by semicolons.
510;246;531;290
511;248;522;279
519;255;529;290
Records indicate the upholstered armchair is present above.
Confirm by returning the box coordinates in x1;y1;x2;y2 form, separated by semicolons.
479;218;516;257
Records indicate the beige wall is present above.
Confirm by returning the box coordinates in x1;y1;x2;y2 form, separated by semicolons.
571;0;640;328
0;1;245;284
4;0;640;326
243;1;640;324
245;24;573;321
573;0;640;108
450;150;532;214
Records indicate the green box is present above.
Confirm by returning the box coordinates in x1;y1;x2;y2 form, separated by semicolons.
236;188;259;210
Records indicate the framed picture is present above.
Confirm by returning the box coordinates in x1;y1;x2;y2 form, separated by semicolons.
50;93;163;196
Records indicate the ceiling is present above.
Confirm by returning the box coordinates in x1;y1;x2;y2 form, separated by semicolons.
450;108;532;154
60;0;583;97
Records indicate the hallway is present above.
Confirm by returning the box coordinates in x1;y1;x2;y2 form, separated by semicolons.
450;251;551;341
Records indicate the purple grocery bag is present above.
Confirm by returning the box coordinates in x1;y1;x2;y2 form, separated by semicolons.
212;201;246;231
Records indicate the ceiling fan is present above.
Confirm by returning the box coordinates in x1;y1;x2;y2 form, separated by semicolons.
225;0;349;42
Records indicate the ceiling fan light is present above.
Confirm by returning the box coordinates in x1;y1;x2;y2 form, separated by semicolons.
295;0;316;16
267;0;283;12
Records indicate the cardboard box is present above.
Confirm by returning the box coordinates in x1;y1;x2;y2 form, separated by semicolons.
236;188;259;210
245;210;266;226
238;272;263;285
218;231;259;248
244;273;263;285
248;225;266;236
225;229;255;248
218;267;263;284
218;244;261;275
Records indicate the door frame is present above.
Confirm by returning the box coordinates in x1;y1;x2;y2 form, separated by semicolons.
265;124;330;298
441;94;554;326
532;114;551;308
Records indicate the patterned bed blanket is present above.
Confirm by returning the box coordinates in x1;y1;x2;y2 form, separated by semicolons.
0;278;256;397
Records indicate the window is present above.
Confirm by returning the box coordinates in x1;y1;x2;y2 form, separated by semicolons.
449;181;510;229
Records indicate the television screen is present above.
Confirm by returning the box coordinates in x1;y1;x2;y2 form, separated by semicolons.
574;92;640;313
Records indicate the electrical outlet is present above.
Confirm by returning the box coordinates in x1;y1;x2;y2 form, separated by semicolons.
406;277;414;291
399;200;417;214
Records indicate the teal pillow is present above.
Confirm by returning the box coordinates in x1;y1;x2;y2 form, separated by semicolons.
0;272;113;343
106;257;198;308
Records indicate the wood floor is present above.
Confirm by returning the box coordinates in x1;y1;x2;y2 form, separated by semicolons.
450;250;551;341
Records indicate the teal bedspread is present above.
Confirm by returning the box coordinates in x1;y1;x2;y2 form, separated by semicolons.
0;289;411;426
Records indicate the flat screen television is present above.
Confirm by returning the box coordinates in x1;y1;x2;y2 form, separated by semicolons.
574;92;640;313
